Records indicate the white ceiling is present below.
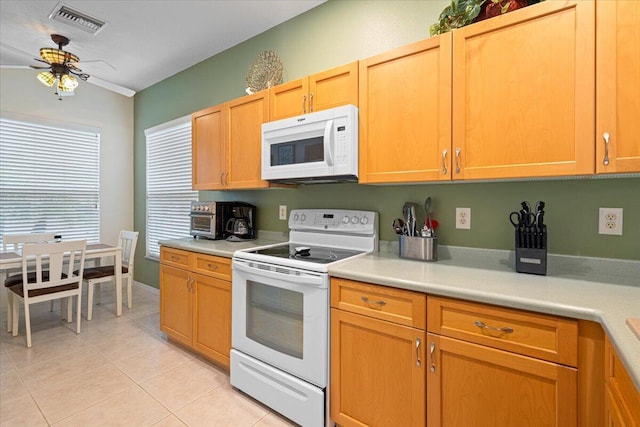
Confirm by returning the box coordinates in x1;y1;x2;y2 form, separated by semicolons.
0;0;326;97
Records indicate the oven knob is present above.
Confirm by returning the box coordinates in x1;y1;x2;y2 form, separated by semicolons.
203;205;209;211
360;216;369;225
195;205;201;211
351;215;359;224
342;215;350;224
300;213;306;222
293;213;300;221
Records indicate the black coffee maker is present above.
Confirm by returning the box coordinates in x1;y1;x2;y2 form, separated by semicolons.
224;202;256;241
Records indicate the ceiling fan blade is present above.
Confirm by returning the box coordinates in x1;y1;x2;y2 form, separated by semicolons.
29;65;51;70
86;75;136;97
70;59;117;71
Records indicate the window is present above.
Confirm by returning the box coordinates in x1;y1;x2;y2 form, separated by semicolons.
145;115;197;259
0;116;100;245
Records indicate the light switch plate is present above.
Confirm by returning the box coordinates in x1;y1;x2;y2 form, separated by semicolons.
279;205;287;221
598;207;623;235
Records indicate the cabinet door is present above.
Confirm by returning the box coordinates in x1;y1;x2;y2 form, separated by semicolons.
192;104;226;189
308;62;358;114
269;78;308;121
160;265;192;347
330;308;426;427
596;0;640;174
192;273;231;370
226;91;270;189
604;337;640;426
452;1;595;180
359;35;452;184
427;333;577;427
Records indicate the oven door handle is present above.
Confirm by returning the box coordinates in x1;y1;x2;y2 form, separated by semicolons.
233;259;327;288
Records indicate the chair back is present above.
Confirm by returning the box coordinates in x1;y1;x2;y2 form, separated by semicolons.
20;240;86;298
118;231;139;273
3;232;58;251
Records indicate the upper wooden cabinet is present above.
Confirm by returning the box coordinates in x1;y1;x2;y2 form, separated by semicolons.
596;0;640;174
269;62;358;121
226;91;270;189
191;90;271;190
192;104;225;190
451;1;595;180
358;35;452;184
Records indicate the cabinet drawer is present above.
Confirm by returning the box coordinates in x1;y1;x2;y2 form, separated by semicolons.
193;253;231;281
160;247;191;268
330;278;426;329
427;296;578;366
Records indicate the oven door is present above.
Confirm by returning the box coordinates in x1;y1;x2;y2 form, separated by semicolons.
190;213;215;237
232;258;328;387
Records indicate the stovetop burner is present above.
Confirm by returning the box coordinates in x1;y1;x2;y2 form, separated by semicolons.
247;243;364;264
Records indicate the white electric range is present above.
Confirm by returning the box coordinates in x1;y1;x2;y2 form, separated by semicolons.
230;209;378;427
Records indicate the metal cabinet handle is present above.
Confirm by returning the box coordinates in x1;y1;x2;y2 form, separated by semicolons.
302;95;307;114
309;93;314;112
361;296;386;307
415;338;422;367
603;132;610;166
186;277;191;291
225;172;229;186
455;147;461;174
474;320;514;334
170;255;180;261
220;172;224;185
207;263;219;270
442;149;448;175
429;341;436;373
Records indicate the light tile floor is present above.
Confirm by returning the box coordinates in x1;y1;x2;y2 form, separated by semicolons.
0;283;298;427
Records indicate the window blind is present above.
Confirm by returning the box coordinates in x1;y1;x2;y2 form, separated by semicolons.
145;116;197;259
0;117;100;245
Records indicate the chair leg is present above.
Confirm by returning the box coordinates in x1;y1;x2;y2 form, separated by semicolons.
87;281;94;321
95;283;101;305
11;295;19;337
49;300;54;312
6;290;13;332
66;297;73;323
24;302;31;348
60;298;67;321
76;294;82;334
127;277;132;309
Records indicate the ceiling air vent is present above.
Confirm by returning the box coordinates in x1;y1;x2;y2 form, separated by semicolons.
49;3;107;35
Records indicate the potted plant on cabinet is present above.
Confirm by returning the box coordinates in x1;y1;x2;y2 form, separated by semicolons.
429;0;542;36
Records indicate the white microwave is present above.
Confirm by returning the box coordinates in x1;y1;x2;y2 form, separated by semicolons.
261;104;358;184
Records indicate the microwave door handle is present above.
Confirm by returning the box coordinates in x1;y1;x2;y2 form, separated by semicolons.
324;119;334;166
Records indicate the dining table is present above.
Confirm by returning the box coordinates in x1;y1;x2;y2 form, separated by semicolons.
0;242;124;317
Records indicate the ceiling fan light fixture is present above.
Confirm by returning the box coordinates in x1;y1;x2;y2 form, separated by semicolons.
60;73;78;91
40;47;79;65
37;71;56;87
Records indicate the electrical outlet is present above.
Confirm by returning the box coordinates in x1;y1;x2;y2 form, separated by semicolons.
456;207;471;230
279;205;287;221
598;207;623;235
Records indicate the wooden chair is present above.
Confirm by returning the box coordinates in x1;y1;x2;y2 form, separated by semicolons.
3;232;58;332
8;240;86;347
83;230;138;320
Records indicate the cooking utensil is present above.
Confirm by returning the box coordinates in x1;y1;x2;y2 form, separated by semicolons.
402;202;417;236
392;218;405;235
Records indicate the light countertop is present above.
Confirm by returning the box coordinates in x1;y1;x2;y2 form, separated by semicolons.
159;237;640;391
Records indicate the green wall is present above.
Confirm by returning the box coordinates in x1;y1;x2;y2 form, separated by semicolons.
134;0;639;288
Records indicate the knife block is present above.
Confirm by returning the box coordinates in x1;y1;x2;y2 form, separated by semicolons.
515;226;547;275
399;235;437;262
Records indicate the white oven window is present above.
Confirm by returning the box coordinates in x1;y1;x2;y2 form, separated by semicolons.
246;280;303;359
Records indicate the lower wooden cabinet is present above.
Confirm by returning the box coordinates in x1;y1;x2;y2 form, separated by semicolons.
605;337;640;426
160;247;231;369
330;278;427;427
426;333;577;426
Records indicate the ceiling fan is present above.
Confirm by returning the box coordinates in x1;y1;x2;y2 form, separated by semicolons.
29;34;89;98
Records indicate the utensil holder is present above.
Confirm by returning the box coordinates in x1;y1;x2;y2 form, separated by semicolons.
399;235;437;262
515;225;547;275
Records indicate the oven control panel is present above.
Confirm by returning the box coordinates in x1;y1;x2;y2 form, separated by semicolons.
289;209;377;234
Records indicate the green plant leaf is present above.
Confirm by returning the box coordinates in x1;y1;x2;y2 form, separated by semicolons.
501;1;512;14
